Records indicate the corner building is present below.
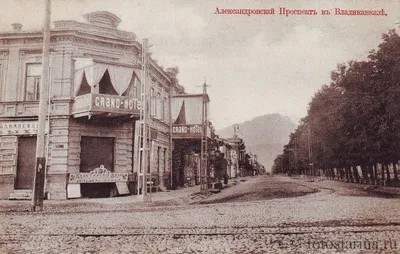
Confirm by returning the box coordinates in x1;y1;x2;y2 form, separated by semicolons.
0;12;184;200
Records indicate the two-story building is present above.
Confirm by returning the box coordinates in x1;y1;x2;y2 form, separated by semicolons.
0;11;183;200
170;93;211;188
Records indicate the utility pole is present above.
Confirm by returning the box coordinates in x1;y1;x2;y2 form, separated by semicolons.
199;79;209;192
308;124;313;180
233;124;239;178
294;136;298;175
31;0;51;212
137;38;152;201
169;79;173;190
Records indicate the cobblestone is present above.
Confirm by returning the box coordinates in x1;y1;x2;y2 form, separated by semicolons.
0;176;399;253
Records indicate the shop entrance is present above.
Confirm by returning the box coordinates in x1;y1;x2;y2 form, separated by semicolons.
80;136;115;198
16;136;37;189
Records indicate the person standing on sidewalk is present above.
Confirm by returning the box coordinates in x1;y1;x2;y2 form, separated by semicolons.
214;152;227;189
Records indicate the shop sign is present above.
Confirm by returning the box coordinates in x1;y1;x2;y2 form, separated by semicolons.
92;94;141;111
69;165;128;183
0;121;48;136
73;93;141;115
116;182;130;195
172;124;203;138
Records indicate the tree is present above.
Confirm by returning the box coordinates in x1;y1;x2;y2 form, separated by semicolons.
273;29;400;186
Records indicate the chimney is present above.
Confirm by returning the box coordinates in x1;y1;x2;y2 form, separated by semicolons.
11;23;22;32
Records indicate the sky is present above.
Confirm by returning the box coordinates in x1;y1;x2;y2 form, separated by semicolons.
1;0;399;129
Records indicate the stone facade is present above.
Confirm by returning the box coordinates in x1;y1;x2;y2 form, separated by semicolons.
0;11;183;200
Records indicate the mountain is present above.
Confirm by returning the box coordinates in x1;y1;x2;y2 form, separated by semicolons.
216;113;297;172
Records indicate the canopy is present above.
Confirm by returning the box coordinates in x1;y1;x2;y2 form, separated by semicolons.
74;58;135;96
171;95;204;125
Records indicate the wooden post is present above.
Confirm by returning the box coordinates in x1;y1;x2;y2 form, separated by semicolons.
31;0;51;212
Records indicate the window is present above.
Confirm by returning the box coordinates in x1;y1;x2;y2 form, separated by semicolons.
156;92;162;120
147;149;150;174
163;148;167;173
25;63;42;101
157;147;161;174
0;64;2;101
160;97;165;120
163;96;168;120
150;87;156;117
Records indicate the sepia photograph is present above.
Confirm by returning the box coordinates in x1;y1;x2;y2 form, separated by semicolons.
0;0;399;253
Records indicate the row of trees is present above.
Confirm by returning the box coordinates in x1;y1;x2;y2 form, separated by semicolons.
272;30;400;186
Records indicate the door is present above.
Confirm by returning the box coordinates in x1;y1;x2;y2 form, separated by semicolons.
16;136;37;189
80;136;115;198
80;136;114;172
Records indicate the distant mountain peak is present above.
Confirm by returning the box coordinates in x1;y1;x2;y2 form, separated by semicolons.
216;113;296;172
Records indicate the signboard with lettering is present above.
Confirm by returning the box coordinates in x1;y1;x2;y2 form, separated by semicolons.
116;182;130;195
171;94;211;139
67;183;81;199
172;124;209;139
69;165;129;183
72;93;141;117
0;121;49;136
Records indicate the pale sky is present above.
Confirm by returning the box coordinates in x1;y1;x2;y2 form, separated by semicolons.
1;0;399;129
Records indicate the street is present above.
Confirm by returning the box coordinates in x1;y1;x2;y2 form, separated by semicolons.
0;175;399;253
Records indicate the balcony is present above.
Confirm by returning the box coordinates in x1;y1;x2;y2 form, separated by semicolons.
72;93;140;118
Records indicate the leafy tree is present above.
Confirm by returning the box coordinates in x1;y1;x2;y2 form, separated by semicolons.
273;30;400;185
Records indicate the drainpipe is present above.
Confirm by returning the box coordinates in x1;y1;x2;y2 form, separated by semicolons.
169;84;173;189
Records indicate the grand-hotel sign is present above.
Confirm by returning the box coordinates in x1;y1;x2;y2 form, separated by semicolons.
172;124;209;139
72;93;141;117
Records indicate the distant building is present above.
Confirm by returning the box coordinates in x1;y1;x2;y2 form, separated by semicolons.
225;137;244;178
215;137;232;179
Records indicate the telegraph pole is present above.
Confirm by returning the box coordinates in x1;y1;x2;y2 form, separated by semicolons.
308;124;314;180
233;124;239;177
137;38;153;201
169;80;173;190
31;0;51;212
199;79;209;192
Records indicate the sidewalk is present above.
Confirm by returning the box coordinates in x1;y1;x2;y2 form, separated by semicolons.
291;175;400;197
0;178;247;213
0;184;202;213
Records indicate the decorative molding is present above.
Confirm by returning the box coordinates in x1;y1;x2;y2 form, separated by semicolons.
74;36;134;53
0;51;9;59
20;49;42;58
150;118;170;134
68;165;129;183
55;36;74;42
82;52;120;61
148;71;170;91
53;20;135;41
83;11;122;29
